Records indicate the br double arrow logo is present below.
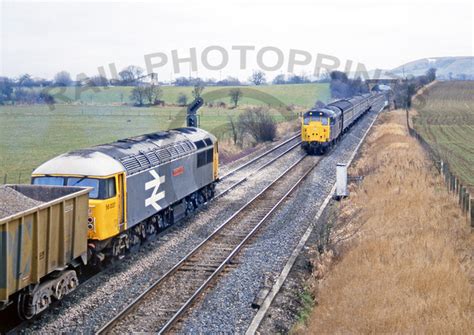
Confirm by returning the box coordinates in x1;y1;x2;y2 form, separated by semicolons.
145;170;165;211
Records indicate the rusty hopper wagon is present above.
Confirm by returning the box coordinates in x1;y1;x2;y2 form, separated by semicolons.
0;185;90;320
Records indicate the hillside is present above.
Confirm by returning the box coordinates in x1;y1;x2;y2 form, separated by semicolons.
390;56;473;80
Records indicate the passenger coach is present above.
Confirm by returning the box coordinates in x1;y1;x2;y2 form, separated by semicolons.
301;93;384;154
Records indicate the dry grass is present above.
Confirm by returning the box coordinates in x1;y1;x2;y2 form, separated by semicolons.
299;110;473;334
218;116;299;165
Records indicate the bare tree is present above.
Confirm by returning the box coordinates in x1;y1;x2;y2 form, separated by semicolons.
144;84;163;105
177;92;188;106
88;75;109;87
426;68;437;82
0;77;14;104
130;86;146;106
54;71;72;86
229;88;243;107
18;74;34;87
272;74;286;85
237;107;276;142
119;65;144;85
249;70;266;86
227;115;244;146
191;80;205;99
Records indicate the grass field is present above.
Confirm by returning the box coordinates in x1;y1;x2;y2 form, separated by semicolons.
46;83;330;108
0;83;328;183
412;81;474;189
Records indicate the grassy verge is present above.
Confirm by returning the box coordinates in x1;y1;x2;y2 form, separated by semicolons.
294;290;315;327
296;110;473;333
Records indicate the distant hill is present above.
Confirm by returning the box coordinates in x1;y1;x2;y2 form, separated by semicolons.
390;57;473;80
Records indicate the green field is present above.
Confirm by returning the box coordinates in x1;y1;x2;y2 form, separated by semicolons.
0;83;329;183
47;83;330;108
413;81;474;189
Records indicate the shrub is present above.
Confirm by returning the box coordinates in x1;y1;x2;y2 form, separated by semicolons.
237;107;277;143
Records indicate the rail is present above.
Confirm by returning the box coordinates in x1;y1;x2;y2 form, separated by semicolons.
96;154;320;334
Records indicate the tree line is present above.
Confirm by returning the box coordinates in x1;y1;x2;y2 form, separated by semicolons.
392;68;437;109
329;71;369;99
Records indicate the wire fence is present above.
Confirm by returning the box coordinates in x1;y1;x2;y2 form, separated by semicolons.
407;116;473;227
1;170;32;185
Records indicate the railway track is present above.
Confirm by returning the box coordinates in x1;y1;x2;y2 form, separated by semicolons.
0;133;303;335
96;154;320;334
219;132;300;180
216;133;302;197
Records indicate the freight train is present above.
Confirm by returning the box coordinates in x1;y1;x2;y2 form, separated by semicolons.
1;127;218;319
301;92;385;154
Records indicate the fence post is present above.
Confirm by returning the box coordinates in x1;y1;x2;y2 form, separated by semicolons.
470;198;474;228
3;174;6;184
464;192;470;214
459;186;465;208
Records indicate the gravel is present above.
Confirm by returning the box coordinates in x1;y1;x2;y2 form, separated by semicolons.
219;133;299;177
23;130;305;334
178;107;382;333
0;186;43;219
18;106;379;333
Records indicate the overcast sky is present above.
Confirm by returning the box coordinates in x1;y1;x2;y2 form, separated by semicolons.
0;0;472;81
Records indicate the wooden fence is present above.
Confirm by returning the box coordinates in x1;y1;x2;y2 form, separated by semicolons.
408;123;473;227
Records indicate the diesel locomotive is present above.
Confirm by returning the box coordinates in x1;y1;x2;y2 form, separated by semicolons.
32;127;218;262
0;127;219;319
301;92;385;154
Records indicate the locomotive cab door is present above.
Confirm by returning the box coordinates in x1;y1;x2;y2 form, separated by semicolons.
117;173;126;231
213;142;219;180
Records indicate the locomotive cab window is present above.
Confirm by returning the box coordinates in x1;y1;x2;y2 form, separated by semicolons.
303;114;311;125
197;151;207;167
67;177;116;199
206;148;213;164
33;176;116;199
105;178;116;198
321;117;329;126
197;148;213;168
32;176;64;186
67;178;100;198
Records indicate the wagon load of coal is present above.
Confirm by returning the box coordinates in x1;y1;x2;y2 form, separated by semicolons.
0;185;44;219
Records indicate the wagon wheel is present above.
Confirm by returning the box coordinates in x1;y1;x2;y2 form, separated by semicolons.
68;276;78;291
185;199;195;216
16;293;35;320
54;279;66;300
197;192;205;206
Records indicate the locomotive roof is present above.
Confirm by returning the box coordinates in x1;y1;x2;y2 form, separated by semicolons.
33;127;216;177
305;108;338;117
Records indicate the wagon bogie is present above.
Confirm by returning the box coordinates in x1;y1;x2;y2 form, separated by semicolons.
0;185;90;316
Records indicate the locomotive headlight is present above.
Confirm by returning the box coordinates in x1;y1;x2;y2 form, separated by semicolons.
87;216;96;230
